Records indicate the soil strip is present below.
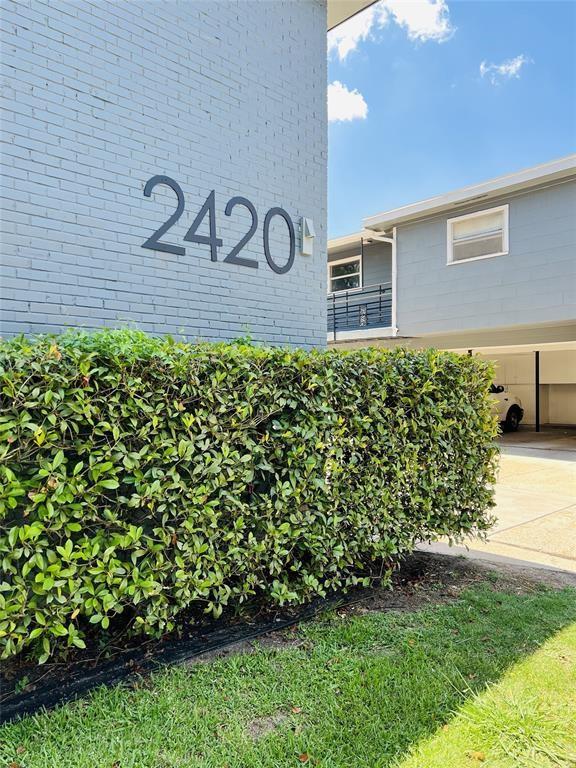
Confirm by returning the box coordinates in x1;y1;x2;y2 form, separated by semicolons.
2;551;574;725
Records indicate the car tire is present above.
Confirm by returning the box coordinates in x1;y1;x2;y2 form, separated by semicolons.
504;406;522;432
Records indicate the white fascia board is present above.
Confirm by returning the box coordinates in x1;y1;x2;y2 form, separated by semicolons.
363;154;576;232
328;230;394;255
327;327;395;342
328;232;364;252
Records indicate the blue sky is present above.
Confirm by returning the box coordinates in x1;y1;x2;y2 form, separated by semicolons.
328;0;576;237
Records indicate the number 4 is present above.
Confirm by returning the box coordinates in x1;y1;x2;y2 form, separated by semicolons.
183;190;222;261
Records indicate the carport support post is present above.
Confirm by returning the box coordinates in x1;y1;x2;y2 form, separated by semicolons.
535;350;540;433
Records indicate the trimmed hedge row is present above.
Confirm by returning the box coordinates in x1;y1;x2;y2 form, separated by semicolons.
0;330;498;661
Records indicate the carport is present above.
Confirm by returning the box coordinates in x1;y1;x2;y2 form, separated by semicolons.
336;321;576;432
458;340;576;432
428;335;576;572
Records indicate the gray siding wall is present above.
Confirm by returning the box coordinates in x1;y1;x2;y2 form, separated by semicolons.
396;180;576;336
328;242;392;288
0;0;327;348
363;242;392;287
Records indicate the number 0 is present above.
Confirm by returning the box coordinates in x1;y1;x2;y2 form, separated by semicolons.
263;207;295;275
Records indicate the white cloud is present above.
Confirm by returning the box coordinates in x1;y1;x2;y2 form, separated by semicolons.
328;80;368;123
328;5;377;61
382;0;454;43
480;54;531;85
328;0;454;61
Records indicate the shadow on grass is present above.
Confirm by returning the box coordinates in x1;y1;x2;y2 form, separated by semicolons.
1;583;576;768
394;619;576;768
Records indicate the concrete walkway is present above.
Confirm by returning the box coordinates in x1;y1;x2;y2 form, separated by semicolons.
421;428;576;573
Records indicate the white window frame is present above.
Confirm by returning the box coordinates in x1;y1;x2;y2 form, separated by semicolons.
327;254;363;295
446;204;509;265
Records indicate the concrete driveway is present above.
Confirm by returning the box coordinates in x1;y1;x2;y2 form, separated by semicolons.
422;428;576;573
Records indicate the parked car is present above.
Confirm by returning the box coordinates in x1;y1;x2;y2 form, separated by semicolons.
490;384;524;432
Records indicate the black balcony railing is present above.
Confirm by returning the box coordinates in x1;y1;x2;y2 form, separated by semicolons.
327;282;392;340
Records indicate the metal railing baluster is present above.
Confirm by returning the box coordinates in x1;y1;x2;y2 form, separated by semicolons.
327;282;393;336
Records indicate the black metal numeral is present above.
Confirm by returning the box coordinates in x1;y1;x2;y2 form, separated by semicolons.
263;207;295;274
183;190;222;262
142;175;186;256
223;196;258;268
142;177;296;276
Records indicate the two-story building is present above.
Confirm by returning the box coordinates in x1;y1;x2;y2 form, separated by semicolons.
328;155;576;427
0;0;374;349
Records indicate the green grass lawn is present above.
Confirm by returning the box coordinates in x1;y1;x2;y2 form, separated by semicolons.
2;582;575;768
398;619;576;768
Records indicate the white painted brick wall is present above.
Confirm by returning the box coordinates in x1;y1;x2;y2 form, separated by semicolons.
0;0;327;347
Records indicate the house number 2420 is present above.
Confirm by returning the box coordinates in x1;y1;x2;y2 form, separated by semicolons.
141;175;296;274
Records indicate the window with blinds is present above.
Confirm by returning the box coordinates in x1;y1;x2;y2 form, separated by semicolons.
328;256;362;293
447;205;509;264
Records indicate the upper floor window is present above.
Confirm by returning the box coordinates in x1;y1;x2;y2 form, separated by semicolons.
447;204;509;265
328;256;362;293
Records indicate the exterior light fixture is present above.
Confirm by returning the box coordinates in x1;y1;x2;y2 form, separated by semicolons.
300;217;316;256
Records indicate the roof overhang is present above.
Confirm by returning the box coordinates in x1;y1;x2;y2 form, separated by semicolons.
327;1;377;31
328;230;393;254
328;232;364;252
329;321;576;351
454;340;576;355
364;154;576;232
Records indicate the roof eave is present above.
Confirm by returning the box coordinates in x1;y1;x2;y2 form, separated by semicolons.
327;1;377;31
363;154;576;232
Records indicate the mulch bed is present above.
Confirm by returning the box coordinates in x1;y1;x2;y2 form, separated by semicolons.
2;550;573;724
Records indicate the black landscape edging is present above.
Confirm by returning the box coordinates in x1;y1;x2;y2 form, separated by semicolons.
1;589;368;725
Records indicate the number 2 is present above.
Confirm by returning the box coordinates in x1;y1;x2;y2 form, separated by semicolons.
224;197;258;268
142;176;185;256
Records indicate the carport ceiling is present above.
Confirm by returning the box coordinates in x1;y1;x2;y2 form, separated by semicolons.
452;341;576;355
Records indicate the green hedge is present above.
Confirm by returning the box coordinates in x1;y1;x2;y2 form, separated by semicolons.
0;330;498;661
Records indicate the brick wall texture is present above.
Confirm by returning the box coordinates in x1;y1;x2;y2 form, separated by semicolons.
0;0;328;347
